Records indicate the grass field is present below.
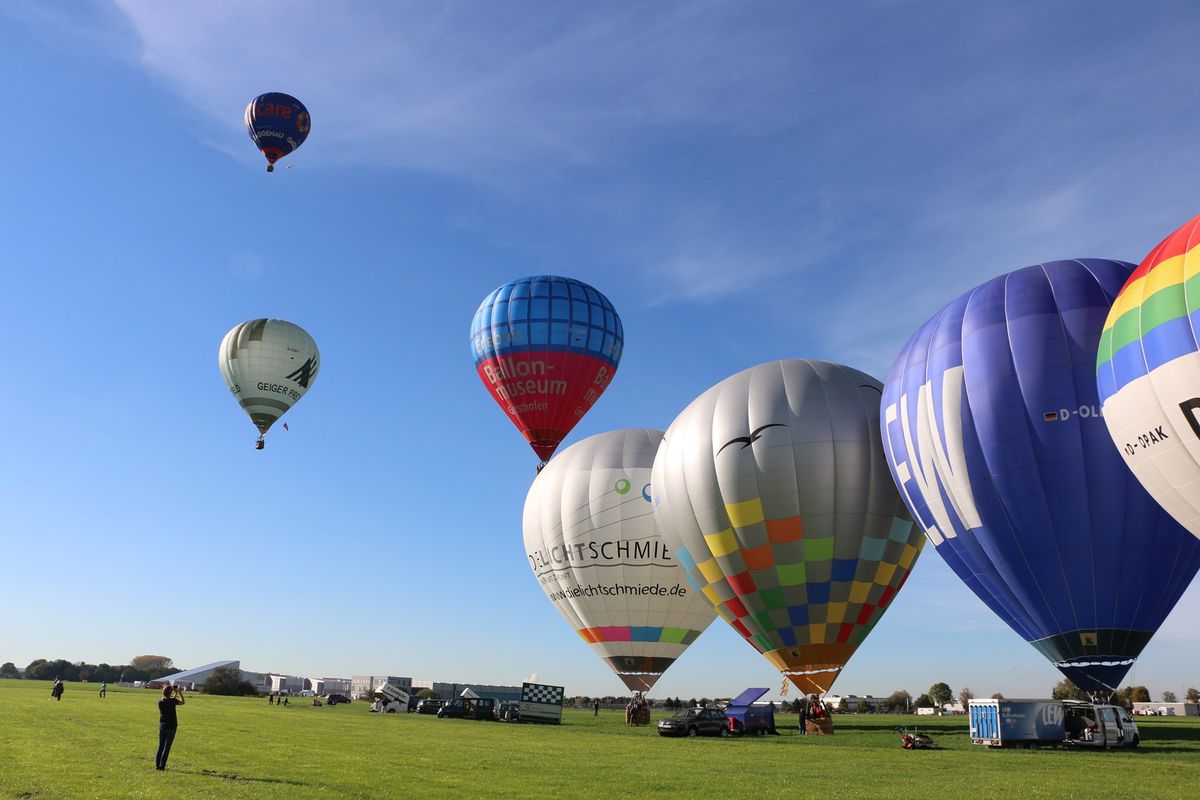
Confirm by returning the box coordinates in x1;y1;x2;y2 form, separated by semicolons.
2;679;1197;799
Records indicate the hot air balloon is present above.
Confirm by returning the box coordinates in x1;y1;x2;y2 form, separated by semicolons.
651;360;923;696
523;428;716;692
244;92;310;172
1099;214;1200;539
218;318;319;449
471;276;622;464
883;259;1200;694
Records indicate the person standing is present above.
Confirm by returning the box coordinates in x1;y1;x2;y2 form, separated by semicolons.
51;678;64;701
155;685;185;770
797;696;808;734
593;700;600;717
99;682;107;698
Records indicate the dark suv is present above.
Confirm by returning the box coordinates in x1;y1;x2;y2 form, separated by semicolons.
416;698;444;715
326;693;352;705
657;707;730;737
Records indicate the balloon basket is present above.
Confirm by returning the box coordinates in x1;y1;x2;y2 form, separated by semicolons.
805;718;834;735
255;438;265;450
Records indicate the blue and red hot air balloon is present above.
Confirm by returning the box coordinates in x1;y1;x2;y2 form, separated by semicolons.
471;276;623;463
245;92;310;172
881;259;1200;694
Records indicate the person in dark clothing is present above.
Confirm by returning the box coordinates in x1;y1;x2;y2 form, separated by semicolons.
593;700;600;717
268;693;274;705
797;696;808;734
51;678;64;701
156;685;185;770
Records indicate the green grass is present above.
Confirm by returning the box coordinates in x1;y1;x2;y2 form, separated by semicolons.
2;679;1198;799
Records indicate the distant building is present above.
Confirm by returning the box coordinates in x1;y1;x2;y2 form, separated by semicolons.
155;660;241;692
351;676;412;699
1133;702;1199;717
825;694;882;712
310;677;351;695
269;675;308;694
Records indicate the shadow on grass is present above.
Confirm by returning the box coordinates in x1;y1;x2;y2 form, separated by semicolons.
169;768;315;787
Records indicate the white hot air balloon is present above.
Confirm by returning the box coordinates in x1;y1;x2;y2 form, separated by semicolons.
218;318;320;449
523;428;717;692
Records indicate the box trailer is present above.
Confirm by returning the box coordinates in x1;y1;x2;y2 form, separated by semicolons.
969;699;1139;748
514;682;565;724
969;699;1065;747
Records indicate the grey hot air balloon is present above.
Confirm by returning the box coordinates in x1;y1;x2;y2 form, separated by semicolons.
651;359;923;695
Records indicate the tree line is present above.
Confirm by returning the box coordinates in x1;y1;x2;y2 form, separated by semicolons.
0;655;176;683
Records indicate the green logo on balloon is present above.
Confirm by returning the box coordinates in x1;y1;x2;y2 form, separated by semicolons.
614;479;631;494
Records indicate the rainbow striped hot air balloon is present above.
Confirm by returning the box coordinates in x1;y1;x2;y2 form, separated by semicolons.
1099;214;1200;539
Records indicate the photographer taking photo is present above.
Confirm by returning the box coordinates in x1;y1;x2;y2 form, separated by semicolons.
155;684;185;771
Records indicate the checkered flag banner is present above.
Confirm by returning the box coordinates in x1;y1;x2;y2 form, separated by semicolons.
522;683;565;706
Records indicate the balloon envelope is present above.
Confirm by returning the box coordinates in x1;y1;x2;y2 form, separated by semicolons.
219;318;319;436
244;92;310;171
883;260;1200;693
523;428;716;692
471;276;622;461
651;360;923;695
1098;213;1200;539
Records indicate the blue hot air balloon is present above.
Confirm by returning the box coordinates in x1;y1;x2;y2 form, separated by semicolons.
245;92;311;172
881;259;1200;694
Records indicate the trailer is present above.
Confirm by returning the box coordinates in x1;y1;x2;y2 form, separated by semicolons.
512;682;564;724
377;683;413;713
969;699;1139;748
723;688;776;735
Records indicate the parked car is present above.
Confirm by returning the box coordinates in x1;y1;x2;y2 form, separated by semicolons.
657;707;730;737
325;693;352;705
416;698;444;714
437;697;497;721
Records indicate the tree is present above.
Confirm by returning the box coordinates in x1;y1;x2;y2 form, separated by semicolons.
836;696;849;713
416;688;440;700
885;690;912;713
914;693;933;708
1162;691;1177;703
0;662;19;679
130;656;174;679
990;693;1004;700
1052;679;1088;701
1128;686;1151;703
928;682;953;708
1186;688;1199;704
958;687;974;709
790;698;805;714
201;666;256;696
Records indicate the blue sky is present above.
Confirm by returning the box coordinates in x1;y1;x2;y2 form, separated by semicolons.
2;0;1198;701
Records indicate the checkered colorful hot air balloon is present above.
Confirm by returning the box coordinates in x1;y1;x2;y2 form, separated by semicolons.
1099;214;1200;540
651;360;923;696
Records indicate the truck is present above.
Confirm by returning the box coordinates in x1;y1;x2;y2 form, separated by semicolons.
968;699;1140;748
377;683;413;713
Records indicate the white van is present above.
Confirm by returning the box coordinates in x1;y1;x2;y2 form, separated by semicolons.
1062;701;1140;747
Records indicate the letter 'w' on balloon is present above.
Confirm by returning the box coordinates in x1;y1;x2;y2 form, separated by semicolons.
470;276;623;464
218;319;319;449
244;92;311;172
1099;213;1200;541
523;429;716;692
885;259;1200;694
651;360;923;696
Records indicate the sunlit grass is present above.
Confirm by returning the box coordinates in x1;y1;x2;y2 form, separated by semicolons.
1;679;1196;799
